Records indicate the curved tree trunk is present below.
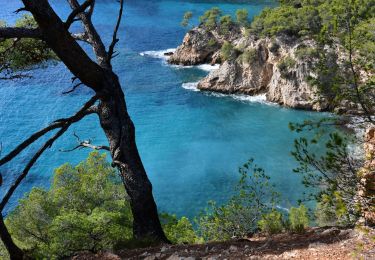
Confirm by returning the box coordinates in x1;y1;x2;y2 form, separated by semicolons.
98;73;169;241
0;216;24;260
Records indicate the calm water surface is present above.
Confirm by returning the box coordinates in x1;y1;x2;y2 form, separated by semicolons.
0;0;327;217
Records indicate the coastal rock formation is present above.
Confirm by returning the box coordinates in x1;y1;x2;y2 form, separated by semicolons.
359;128;375;226
169;27;328;110
169;26;240;66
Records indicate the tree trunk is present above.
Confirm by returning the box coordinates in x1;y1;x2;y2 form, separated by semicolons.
98;73;169;242
0;216;24;260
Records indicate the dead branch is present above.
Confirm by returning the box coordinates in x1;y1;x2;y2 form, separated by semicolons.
0;126;69;212
107;0;124;64
67;0;108;68
0;96;98;167
65;0;94;29
60;132;109;152
62;82;84;94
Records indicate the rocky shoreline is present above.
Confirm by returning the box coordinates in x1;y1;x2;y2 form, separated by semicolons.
167;26;362;112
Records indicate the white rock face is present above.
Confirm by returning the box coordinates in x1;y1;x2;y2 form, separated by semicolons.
170;27;330;111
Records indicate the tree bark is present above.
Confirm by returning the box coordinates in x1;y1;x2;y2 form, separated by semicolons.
98;73;168;241
0;0;169;244
0;216;24;259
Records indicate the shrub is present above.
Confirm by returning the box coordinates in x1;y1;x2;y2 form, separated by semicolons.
220;15;233;34
236;9;249;27
5;152;133;259
196;159;279;241
258;210;285;235
199;7;222;30
220;41;236;61
0;15;57;75
160;214;200;244
181;11;193;27
238;48;258;64
315;193;353;227
289;205;309;233
269;40;280;54
207;38;217;47
277;56;296;78
295;45;319;60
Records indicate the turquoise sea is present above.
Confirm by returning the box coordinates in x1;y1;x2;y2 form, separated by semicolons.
0;0;328;217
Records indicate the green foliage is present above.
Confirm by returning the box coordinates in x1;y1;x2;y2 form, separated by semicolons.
315;192;353;227
5;152;132;259
289;205;309;233
0;15;57;77
199;7;222;30
269;40;280;54
236;9;249;27
291;120;361;226
238;48;258;64
220;15;233;34
207;38;217;47
250;0;375;38
277;56;296;78
220;41;235;61
0;240;9;260
295;45;319;60
258;210;285;235
196;159;280;241
181;11;193;27
160;214;201;244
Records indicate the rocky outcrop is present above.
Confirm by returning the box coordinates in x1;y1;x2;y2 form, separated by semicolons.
169;26;241;66
169;27;329;110
359;128;375;226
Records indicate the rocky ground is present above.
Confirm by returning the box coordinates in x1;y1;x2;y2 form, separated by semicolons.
72;226;375;259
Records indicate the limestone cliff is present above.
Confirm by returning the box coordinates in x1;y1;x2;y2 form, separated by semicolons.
359;128;375;226
169;27;329;110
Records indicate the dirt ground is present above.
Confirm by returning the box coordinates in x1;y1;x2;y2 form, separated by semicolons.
72;227;375;260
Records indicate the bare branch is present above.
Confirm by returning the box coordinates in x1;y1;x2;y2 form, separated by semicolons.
62;82;84;94
0;27;41;39
0;126;69;212
0;96;98;167
107;0;124;64
67;0;109;68
65;0;94;29
60;132;109;152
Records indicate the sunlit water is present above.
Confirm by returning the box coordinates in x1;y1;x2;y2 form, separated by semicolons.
0;0;329;217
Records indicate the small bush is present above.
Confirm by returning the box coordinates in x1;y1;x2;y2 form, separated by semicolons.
220;41;236;61
196;159;279;241
160;214;200;244
238;48;258;64
236;9;249;27
295;45;319;60
289;205;309;233
258;210;285;235
199;7;222;30
269;41;280;54
277;56;296;78
220;15;233;34
181;11;193;27
207;38;217;47
315;193;354;227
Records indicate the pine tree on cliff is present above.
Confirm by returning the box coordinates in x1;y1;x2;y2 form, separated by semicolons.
0;1;168;258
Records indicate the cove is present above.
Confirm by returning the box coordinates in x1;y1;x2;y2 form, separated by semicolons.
0;0;328;218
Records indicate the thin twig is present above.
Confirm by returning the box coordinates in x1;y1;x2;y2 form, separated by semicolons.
107;0;124;64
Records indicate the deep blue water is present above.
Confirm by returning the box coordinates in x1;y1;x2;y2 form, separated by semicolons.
0;0;328;217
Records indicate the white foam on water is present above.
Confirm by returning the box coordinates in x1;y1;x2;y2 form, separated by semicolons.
196;64;220;72
140;49;220;72
181;82;200;92
181;82;276;105
139;48;176;59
